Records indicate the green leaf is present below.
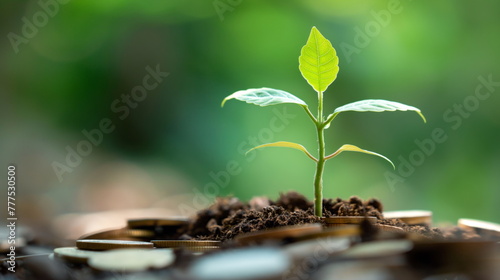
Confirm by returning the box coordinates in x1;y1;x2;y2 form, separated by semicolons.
328;99;426;123
324;144;394;169
246;141;317;162
221;88;307;108
299;26;339;93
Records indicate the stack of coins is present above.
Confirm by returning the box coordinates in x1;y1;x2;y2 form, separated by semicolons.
78;217;188;241
127;217;188;239
76;239;154;251
53;239;175;272
52;217;189;272
54;239;154;262
4;213;500;279
152;240;221;253
78;227;155;241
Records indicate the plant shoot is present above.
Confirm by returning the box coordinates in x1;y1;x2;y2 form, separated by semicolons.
222;27;426;217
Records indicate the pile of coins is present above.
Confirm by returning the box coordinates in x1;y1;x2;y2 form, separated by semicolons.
53;241;175;272
78;217;189;241
153;240;221;253
1;213;500;279
54;217;223;271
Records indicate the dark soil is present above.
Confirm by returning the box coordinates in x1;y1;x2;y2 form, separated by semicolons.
183;193;320;241
377;218;443;239
377;218;480;240
183;197;247;238
205;206;321;240
182;192;479;241
323;196;383;219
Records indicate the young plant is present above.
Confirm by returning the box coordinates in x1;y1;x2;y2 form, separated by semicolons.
221;27;426;217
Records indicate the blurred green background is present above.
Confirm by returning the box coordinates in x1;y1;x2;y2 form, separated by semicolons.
1;0;499;233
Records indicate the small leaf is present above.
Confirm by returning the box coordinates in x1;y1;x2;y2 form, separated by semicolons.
330;99;426;123
246;141;317;162
221;88;307;108
325;144;394;169
299;26;339;93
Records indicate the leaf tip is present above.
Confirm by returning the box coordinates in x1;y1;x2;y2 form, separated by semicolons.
375;153;395;169
244;147;254;156
418;111;427;123
221;94;235;108
389;160;396;170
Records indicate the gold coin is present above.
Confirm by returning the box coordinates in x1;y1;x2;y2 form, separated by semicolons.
76;239;154;251
458;218;500;238
78;228;155;241
383;210;432;225
294;225;361;242
235;223;322;245
323;216;376;227
88;248;175;272
152;240;221;248
185;246;221;253
127;217;188;228
53;247;104;264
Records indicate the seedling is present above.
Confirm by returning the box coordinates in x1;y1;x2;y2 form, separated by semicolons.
222;27;426;217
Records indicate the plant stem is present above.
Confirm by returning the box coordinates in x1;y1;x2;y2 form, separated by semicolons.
314;92;326;217
314;127;326;216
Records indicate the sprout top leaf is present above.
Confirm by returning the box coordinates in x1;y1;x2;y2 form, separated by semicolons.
299;26;339;93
